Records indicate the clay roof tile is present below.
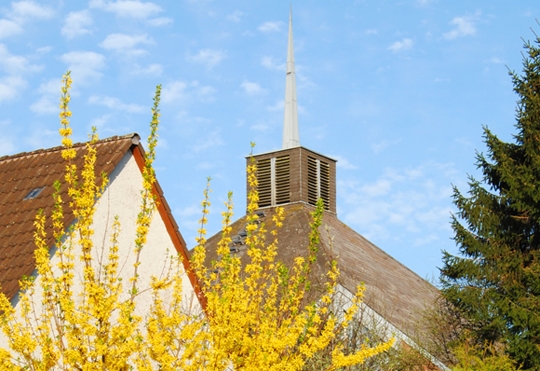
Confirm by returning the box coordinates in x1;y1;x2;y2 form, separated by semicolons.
0;134;137;301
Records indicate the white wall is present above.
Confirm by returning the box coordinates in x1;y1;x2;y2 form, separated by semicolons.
0;151;200;350
92;150;200;315
335;284;449;371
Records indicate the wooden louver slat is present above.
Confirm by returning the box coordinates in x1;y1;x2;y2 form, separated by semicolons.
319;160;330;210
275;155;290;205
307;156;330;210
308;156;318;206
256;155;290;207
257;158;272;207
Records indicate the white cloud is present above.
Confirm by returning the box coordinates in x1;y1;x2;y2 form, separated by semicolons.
176;204;200;218
130;63;163;76
100;33;153;56
30;96;56;114
241;81;265;96
360;178;393;198
0;120;17;155
0;1;53;40
0;76;26;102
89;114;112;129
186;49;226;68
266;100;283;112
0;142;17;157
162;80;216;104
434;77;450;83
89;0;162;19
250;122;270;132
30;78;61;114
0;19;22;39
413;233;439;247
146;17;172;27
88;95;146;113
0;44;39;74
191;129;224;152
444;16;476;40
192;82;216;100
161;81;187;104
0;44;41;102
258;21;282;33
388;38;414;53
197;161;215;170
328;154;358;170
371;140;389;153
371;139;401;154
35;46;51;54
61;51;106;84
260;56;284;71
8;1;54;22
488;57;504;64
175;204;201;240
340;162;456;245
62;10;93;39
36;79;60;96
175;111;211;129
227;10;243;22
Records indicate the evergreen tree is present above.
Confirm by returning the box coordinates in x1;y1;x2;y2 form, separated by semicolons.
441;36;540;370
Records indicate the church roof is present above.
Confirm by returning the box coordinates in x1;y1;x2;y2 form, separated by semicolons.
203;202;439;340
199;10;442;363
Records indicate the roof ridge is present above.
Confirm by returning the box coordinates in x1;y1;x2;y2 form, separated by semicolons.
0;133;139;163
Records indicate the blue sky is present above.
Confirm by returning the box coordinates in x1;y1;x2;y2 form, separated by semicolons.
1;0;539;282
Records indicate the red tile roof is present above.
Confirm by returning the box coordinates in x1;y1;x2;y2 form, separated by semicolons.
0;134;144;301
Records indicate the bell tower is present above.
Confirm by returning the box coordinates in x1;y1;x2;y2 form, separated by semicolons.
248;8;337;214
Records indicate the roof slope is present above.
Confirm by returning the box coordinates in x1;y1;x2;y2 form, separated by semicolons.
0;134;142;301
203;202;439;339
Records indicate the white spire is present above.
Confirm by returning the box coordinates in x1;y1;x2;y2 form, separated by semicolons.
282;7;300;149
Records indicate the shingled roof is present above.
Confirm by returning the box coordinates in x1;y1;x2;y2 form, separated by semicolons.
0;134;198;303
203;202;439;340
196;142;442;345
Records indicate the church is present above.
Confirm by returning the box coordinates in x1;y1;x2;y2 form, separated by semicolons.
203;10;447;370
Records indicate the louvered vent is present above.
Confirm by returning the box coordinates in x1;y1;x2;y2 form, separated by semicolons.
275;155;290;205
319;160;330;209
256;155;290;207
257;158;272;207
307;156;318;206
307;156;330;210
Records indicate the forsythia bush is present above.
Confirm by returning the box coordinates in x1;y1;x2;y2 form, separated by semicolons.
451;341;521;371
0;73;393;370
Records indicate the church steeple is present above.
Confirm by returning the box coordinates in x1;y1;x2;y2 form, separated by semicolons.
282;7;300;149
248;8;336;214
